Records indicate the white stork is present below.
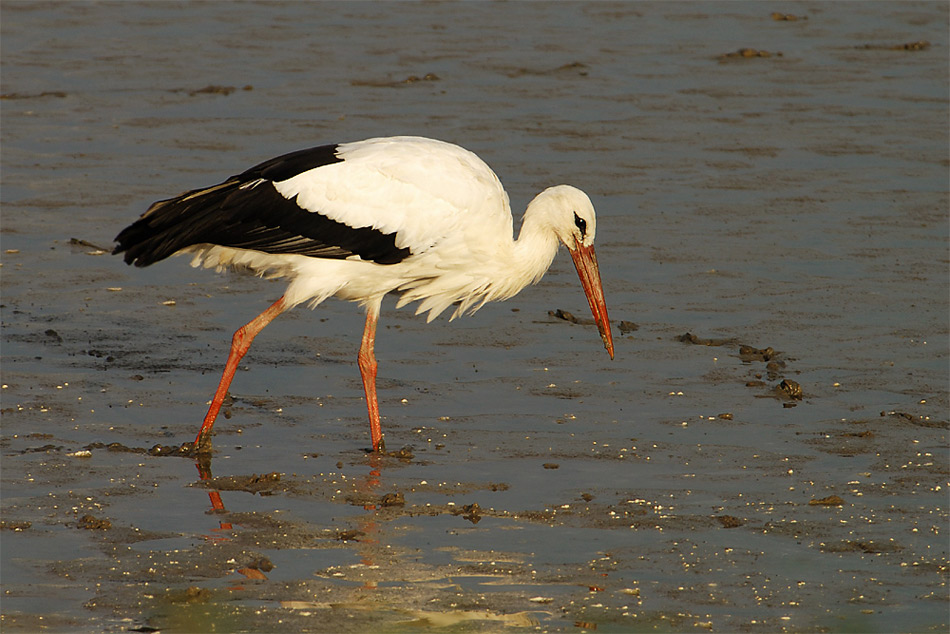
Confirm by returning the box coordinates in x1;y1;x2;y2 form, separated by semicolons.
114;136;614;453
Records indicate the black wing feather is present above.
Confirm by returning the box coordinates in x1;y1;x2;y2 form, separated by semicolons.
113;144;412;267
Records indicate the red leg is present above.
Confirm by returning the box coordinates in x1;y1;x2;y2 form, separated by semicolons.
358;303;383;452
193;296;288;452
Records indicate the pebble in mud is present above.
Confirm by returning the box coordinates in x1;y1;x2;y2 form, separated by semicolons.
677;332;740;347
197;472;283;495
765;359;786;379
809;495;846;506
350;72;440;88
618;320;639;334
77;515;111;530
777;378;803;400
718;48;781;61
236;567;267;580
457;503;482;524
167;84;253;97
771;12;806;21
820;540;904;554
857;40;931;51
739;345;775;362
716;515;744;528
147;443;193;457
44;329;63;343
379;492;405;507
20;444;62;454
168;586;213;604
549;308;579;323
243;557;274;572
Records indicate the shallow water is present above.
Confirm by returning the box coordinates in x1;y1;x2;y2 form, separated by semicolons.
2;2;948;632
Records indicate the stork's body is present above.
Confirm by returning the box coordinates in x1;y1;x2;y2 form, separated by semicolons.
114;136;613;452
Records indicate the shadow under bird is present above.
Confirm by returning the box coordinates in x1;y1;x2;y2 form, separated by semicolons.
114;136;614;453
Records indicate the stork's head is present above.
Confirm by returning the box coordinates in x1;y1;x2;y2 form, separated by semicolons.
530;185;597;251
528;184;614;359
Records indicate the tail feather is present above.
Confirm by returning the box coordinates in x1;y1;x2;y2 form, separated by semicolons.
113;143;346;268
113;180;244;267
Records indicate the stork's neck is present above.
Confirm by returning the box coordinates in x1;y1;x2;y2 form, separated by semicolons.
499;206;561;300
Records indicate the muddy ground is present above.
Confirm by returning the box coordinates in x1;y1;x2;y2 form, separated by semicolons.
2;2;948;632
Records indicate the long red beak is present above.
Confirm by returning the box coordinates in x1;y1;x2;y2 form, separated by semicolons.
569;242;614;359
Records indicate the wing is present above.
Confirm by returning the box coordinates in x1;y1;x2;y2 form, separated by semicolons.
114;143;410;267
114;137;513;269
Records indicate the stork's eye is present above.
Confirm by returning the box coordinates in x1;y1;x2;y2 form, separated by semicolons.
573;212;587;237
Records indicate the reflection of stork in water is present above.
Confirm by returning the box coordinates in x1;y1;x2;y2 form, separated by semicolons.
192;453;387;587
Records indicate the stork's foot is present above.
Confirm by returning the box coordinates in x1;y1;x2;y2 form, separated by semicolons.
363;444;415;461
190;430;214;456
364;437;386;454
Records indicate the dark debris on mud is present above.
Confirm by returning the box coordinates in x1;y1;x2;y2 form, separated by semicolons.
194;472;285;496
680;332;805;403
79;440;197;458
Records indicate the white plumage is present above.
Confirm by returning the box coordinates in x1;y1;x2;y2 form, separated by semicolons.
115;136;613;453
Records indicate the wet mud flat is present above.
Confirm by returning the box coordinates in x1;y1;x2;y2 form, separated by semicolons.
2;291;946;632
2;387;946;633
2;1;949;632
